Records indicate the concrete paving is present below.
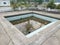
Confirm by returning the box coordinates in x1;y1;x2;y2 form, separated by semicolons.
0;11;60;45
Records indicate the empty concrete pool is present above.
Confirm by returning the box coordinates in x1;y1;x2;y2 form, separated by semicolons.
5;13;58;35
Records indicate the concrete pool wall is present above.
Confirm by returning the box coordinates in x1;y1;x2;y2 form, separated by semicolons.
5;13;58;22
0;11;60;45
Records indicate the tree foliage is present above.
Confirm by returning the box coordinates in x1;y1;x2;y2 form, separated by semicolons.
10;0;18;10
56;4;60;9
37;0;43;4
47;0;56;9
10;0;44;10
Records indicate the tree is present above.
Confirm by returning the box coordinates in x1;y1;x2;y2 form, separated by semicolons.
10;0;18;10
47;0;56;9
56;4;60;9
38;0;43;4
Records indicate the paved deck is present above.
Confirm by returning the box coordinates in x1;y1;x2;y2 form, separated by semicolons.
0;11;60;45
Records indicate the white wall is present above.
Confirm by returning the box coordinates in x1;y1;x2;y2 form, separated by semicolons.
0;0;10;6
0;0;12;12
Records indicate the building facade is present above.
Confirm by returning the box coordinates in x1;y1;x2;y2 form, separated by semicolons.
0;0;12;12
0;0;10;6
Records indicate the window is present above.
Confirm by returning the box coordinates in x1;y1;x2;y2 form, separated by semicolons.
3;2;7;4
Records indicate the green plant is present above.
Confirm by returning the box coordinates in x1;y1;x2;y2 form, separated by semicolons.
38;0;43;4
47;0;56;9
56;4;60;9
10;0;18;10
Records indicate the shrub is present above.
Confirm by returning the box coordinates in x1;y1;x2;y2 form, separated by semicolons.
56;4;60;9
47;0;56;9
10;1;18;10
